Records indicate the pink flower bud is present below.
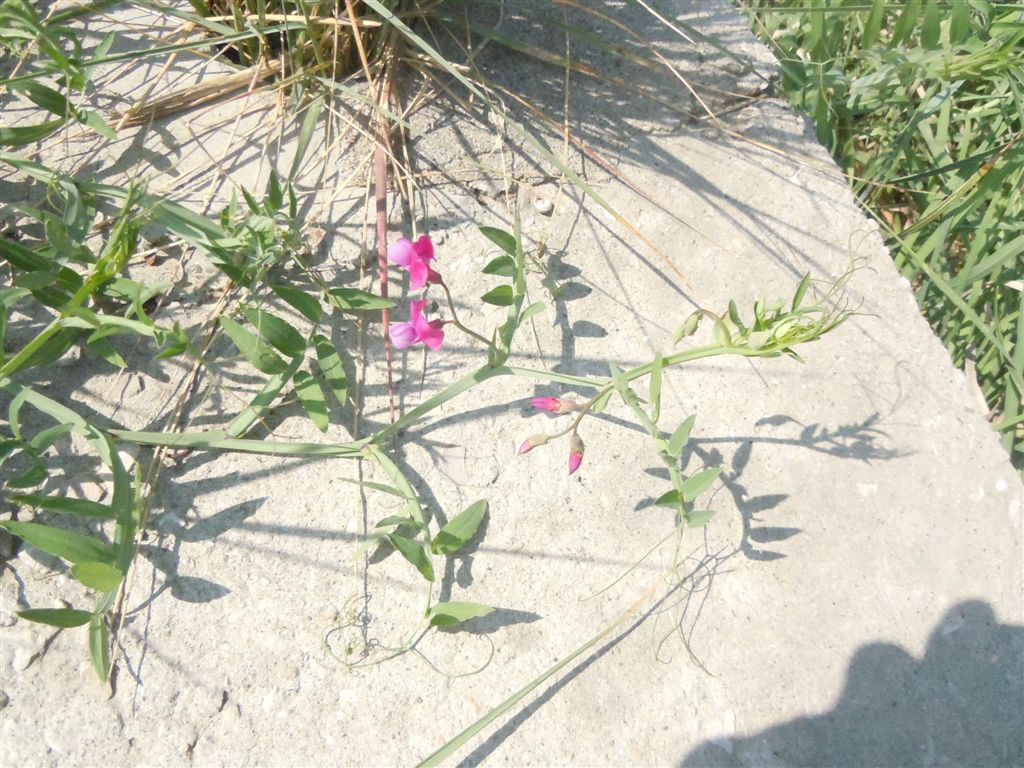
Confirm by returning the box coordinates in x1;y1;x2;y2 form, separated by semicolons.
517;434;549;455
568;433;585;475
530;396;562;412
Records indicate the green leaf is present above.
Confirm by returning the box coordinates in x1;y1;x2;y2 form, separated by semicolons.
712;318;732;347
71;561;123;591
686;509;717;529
482;255;516;277
17;608;92;628
239;304;306;358
267;170;284;213
668;415;696;458
792;273;812;311
388;534;435;582
863;0;885;47
289;96;324;180
673;313;700;344
328;288;394;311
86;335;127;368
218;315;288;374
920;0;941;47
609;363;628;395
12;80;70;116
653;489;681;509
226;356;301;438
681;467;722;503
270;283;323;323
479;226;517;255
313;334;347;406
293;370;328;432
89;614;110;681
0;521;115;565
481;286;514;306
519;302;546;323
11;495;115;519
649;355;663;424
1;119;66;146
431;500;487;555
78;111;116;140
427;601;494;627
591;388;614;414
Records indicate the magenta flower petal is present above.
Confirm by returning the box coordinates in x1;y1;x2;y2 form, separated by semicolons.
531;396;561;412
417;319;445;351
412;235;434;262
408;299;426;323
389;235;440;291
387;237;416;268
408;259;430;291
389;321;417;349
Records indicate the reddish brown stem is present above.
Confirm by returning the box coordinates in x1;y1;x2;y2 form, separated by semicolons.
374;124;395;425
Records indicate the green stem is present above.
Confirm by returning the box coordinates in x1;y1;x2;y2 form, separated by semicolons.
440;282;491;347
368;343;760;445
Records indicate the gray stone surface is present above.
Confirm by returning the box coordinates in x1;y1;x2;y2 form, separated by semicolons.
2;2;1021;767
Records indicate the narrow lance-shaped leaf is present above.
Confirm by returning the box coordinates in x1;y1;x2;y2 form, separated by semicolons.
270;283;323;323
71;561;123;592
681;467;722;503
667;415;696;458
427;601;494;627
482;255;516;277
388;534;435;582
11;495;115;520
686;509;717;528
314;334;347;407
481;286;514;307
479;226;517;255
328;288;394;311
226;356;302;438
432;500;487;555
89;614;110;682
0;521;116;565
17;608;93;628
240;305;306;358
650;354;663;424
219;315;287;374
293;370;328;432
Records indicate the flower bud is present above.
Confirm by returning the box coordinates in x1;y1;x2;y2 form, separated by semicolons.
517;434;550;455
568;433;585;475
530;396;562;412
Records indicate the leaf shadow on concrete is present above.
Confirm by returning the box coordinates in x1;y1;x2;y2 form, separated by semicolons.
679;600;1024;767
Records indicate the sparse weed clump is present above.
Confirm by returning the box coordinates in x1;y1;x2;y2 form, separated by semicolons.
743;0;1023;464
2;0;860;761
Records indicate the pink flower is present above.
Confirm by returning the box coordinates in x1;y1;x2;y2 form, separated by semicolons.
517;434;549;455
568;433;585;475
389;299;444;351
388;235;442;291
531;397;562;412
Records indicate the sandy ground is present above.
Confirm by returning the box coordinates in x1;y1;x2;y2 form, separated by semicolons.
1;2;1021;766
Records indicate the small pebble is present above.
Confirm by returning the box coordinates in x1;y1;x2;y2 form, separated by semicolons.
55;346;81;368
0;690;9;709
533;196;554;216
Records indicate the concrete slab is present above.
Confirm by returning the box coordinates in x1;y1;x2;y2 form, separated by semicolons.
2;2;1021;767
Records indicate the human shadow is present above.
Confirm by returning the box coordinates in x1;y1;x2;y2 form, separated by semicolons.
680;600;1024;767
